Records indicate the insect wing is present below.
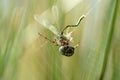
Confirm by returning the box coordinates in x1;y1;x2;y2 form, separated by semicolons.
34;15;59;36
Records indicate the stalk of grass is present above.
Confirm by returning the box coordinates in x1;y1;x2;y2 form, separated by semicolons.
111;0;120;80
99;0;118;80
0;0;33;80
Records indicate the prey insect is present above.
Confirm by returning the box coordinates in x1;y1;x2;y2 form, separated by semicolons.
34;14;85;57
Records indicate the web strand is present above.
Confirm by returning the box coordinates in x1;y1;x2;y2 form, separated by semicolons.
85;0;101;17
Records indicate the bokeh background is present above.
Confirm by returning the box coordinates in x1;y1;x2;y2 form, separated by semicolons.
0;0;120;80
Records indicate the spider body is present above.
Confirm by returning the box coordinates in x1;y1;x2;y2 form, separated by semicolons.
57;35;74;56
59;46;74;56
36;15;85;57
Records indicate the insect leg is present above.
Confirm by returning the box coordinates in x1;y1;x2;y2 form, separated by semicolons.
61;15;85;35
74;42;80;48
38;33;58;45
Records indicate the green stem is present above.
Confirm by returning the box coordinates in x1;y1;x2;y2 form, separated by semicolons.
100;0;118;80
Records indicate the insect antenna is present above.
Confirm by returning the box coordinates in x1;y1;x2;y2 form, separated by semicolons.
61;15;85;35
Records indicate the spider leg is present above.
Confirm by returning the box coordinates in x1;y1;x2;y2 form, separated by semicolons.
74;42;80;48
38;33;58;46
61;15;85;35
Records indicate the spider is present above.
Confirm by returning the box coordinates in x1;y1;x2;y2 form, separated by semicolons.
34;14;85;57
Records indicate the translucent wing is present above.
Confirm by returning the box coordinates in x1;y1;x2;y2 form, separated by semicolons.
34;15;59;36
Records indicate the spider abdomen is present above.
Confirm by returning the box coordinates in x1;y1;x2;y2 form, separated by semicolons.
59;46;74;56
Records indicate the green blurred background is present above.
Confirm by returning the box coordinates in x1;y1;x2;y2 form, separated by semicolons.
0;0;120;80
